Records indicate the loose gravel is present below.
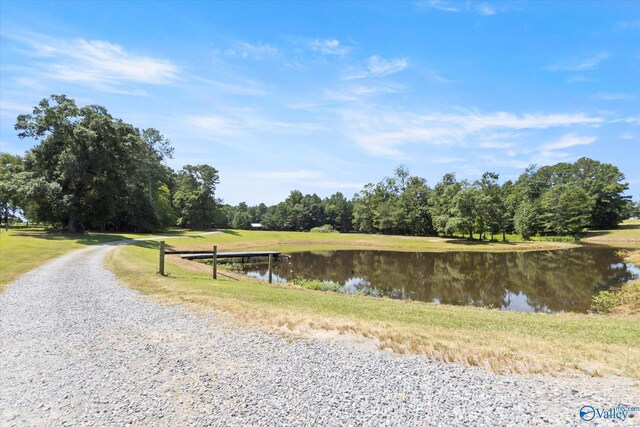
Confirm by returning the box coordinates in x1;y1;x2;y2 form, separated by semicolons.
1;244;638;426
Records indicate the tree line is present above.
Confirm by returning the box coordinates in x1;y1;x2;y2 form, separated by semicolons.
223;162;634;239
1;95;222;232
1;95;635;237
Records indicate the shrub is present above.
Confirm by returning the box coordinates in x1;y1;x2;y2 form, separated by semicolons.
310;224;336;233
591;290;620;314
617;281;640;315
296;278;342;292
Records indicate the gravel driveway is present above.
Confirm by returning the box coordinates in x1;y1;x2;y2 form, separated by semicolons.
1;244;637;426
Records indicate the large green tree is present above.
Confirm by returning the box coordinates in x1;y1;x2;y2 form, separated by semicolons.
540;184;594;235
429;173;462;237
0;153;24;228
174;164;220;229
14;95;175;232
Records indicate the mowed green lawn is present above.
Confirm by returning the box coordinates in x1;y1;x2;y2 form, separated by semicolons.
163;229;578;254
0;228;127;289
0;227;206;290
583;219;640;249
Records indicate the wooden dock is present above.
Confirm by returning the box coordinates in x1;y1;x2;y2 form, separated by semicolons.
177;251;287;261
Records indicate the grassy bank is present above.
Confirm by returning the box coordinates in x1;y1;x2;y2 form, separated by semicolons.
609;249;640;315
163;229;579;254
583;220;640;314
107;241;640;379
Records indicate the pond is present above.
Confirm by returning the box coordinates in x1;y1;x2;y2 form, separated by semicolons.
239;247;639;313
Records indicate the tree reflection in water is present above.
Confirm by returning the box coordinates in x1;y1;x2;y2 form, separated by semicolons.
243;247;638;313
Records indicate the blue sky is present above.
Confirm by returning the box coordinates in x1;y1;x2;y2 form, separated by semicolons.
1;1;638;205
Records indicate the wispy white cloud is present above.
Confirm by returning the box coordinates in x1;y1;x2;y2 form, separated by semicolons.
308;39;351;56
368;55;408;76
423;68;459;83
325;83;406;102
5;32;177;93
341;55;408;81
185;115;246;137
567;75;592;83
418;1;504;15
540;133;597;150
476;3;497;16
476;141;517;149
216;41;278;60
338;107;605;158
191;76;267;96
536;150;571;160
474;155;532;170
423;0;460;13
0;100;34;115
39;38;175;84
185;112;324;139
546;53;609;72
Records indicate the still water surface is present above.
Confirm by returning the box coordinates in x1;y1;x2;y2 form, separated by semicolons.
241;247;639;313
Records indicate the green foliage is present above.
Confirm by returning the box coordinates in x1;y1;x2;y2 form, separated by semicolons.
541;184;594;235
352;166;434;236
174;164;220;229
0;153;24;227
295;278;343;292
261;190;352;232
429;173;461;237
626;200;640;219
11;95;183;232
591;290;620;314
509;158;630;236
310;224;336;233
231;211;252;229
153;183;176;228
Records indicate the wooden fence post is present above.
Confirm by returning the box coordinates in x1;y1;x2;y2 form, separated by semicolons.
212;245;218;280
268;253;273;283
159;241;165;276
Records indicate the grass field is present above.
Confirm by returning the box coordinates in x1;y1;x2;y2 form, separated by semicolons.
0;227;207;290
0;228;128;290
583;219;640;249
162;229;579;254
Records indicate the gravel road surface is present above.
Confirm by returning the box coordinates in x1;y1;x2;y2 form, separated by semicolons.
1;244;637;426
